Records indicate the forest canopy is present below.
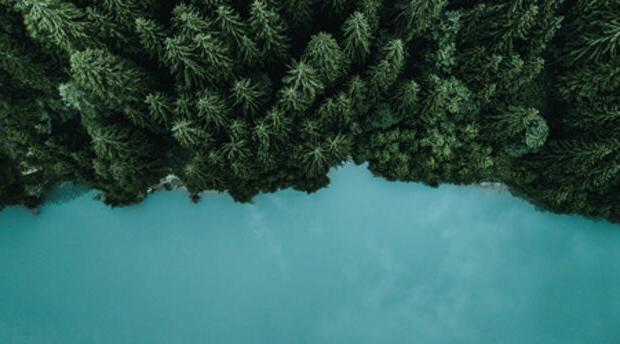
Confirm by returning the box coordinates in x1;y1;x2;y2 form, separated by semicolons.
1;0;619;223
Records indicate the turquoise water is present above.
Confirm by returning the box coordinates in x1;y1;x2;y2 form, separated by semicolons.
1;165;619;343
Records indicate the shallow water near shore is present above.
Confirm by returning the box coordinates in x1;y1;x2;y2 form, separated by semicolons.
1;165;619;343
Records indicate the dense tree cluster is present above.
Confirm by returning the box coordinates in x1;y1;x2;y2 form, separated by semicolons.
0;0;618;222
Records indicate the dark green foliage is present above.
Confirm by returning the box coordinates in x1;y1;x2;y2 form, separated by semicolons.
70;49;151;113
508;0;620;221
564;1;620;63
392;0;447;41
365;39;405;100
21;0;94;53
249;0;289;61
342;11;373;64
230;77;269;117
304;32;348;85
1;0;619;223
487;106;548;157
135;17;166;61
197;90;230;129
279;59;324;113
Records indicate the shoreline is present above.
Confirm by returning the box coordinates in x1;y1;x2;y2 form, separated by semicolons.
27;173;509;215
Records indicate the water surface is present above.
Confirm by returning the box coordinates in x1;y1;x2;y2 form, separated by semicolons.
1;166;619;343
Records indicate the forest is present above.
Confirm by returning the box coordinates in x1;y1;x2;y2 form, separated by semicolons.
0;0;619;222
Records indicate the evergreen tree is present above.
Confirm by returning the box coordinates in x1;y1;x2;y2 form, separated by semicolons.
172;119;207;148
135;17;167;61
197;90;230;129
392;0;447;41
365;39;405;99
279;59;324;113
70;49;152;125
21;0;95;53
341;11;373;64
304;32;348;85
230;77;269;117
145;92;173;128
487;106;549;157
249;0;289;61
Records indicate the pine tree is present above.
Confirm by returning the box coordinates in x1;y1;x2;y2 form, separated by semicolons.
392;80;420;117
172;119;207;148
366;39;405;99
279;59;324;113
0;33;55;93
215;5;246;41
392;0;447;41
70;49;152;125
135;17;167;61
324;134;352;163
533;139;620;192
250;0;289;61
172;4;211;36
356;0;382;32
317;93;353;130
197;90;230;129
193;33;234;82
215;5;260;66
86;5;138;53
230;77;268;117
100;0;152;25
21;0;95;53
300;142;330;176
487;106;548;157
145;92;173;128
342;11;373;64
88;123;164;203
304;32;349;85
566;1;620;63
164;35;206;87
346;75;370;117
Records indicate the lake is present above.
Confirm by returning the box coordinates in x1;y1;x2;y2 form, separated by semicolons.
1;165;619;343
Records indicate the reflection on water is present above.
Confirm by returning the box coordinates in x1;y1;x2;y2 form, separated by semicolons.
0;165;619;344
